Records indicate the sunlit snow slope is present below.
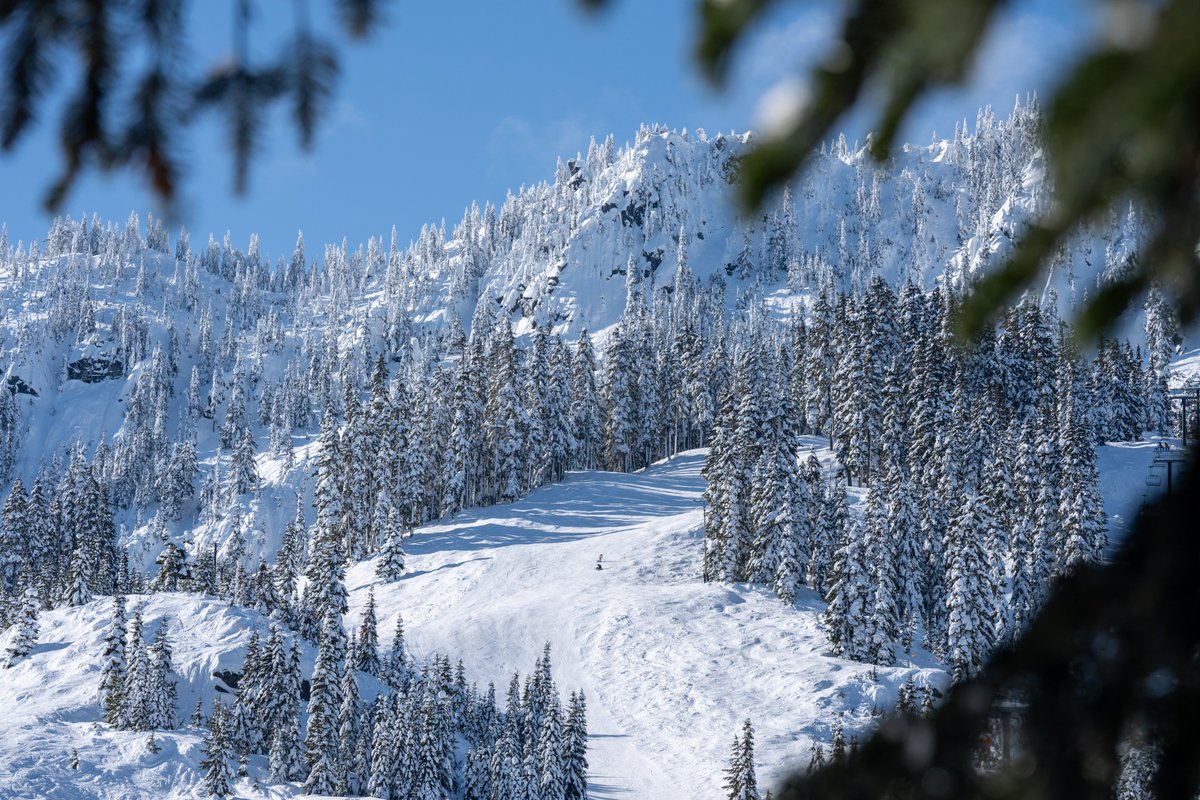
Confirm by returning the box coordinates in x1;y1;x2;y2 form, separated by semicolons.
339;438;1160;798
0;594;328;800
355;447;944;799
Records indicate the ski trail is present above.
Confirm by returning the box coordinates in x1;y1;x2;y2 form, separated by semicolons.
347;454;711;797
347;447;946;798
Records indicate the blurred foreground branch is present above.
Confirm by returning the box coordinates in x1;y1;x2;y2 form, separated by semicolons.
691;0;1200;337
0;0;388;209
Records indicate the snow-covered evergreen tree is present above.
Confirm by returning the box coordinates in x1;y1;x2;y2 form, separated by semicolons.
4;588;39;667
386;613;411;690
354;589;382;676
375;506;407;581
723;718;760;800
304;606;346;794
1143;285;1175;434
945;492;1000;682
823;512;873;662
146;618;178;729
200;700;233;800
563;690;589;800
100;594;128;725
269;638;307;781
304;411;350;632
121;609;152;730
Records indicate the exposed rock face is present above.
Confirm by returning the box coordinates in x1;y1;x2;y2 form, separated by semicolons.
212;669;310;701
66;355;124;383
5;375;37;396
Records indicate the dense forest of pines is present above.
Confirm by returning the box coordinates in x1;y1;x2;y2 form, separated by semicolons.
699;279;1176;680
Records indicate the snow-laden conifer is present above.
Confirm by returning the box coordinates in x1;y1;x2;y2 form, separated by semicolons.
4;588;38;667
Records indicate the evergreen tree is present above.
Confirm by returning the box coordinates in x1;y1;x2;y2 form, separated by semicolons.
367;692;401;799
563;690;589;800
275;495;306;607
863;483;898;666
805;477;839;595
1115;732;1160;800
805;288;837;442
304;606;346;794
1030;401;1062;609
1009;419;1041;640
723;718;761;800
355;589;382;676
823;512;872;661
491;721;523;800
336;662;362;795
945;492;1001;682
702;389;740;582
152;542;189;592
4;588;39;667
121;609;152;730
1058;356;1109;573
808;742;826;772
305;412;349;632
0;478;31;592
269;639;307;781
200;700;233;800
602;320;640;473
747;449;782;586
375;507;407;581
100;594;128;725
386;613;411;690
63;547;93;606
229;425;259;495
1143;285;1174;434
147;618;177;729
465;742;494;800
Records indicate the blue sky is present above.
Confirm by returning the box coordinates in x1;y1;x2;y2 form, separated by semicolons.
0;0;1094;259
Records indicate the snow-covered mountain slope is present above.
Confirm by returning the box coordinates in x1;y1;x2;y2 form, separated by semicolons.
1169;347;1200;388
404;104;1136;340
0;104;1184;800
0;103;1165;566
1;436;1160;800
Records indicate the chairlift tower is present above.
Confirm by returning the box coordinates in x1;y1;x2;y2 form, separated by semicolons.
1168;387;1200;448
991;695;1027;768
1147;442;1189;496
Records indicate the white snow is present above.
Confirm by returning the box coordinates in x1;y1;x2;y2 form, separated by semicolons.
1169;347;1200;388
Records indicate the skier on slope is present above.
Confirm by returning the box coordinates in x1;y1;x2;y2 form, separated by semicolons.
596;553;603;571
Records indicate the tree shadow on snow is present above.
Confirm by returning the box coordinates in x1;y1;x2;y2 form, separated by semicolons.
408;453;708;555
588;780;636;797
400;556;492;580
30;641;71;656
